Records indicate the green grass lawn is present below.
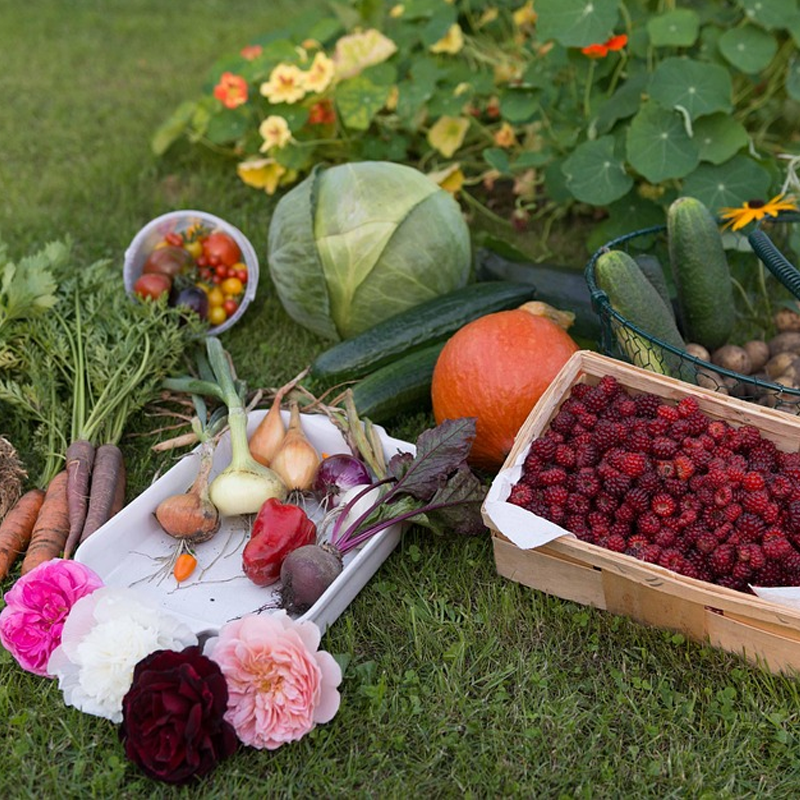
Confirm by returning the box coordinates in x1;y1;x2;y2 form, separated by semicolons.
3;2;800;797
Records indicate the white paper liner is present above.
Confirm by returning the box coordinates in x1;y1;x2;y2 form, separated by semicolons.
484;436;800;614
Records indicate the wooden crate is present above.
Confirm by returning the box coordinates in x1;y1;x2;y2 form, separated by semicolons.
482;350;800;674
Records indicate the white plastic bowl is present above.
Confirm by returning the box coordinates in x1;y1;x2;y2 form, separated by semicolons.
123;209;259;335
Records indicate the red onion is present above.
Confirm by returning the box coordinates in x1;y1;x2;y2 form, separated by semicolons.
312;454;371;506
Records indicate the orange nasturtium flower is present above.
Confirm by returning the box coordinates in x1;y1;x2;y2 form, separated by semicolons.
240;44;263;61
493;121;517;149
719;194;799;231
260;64;307;104
213;72;248;109
308;99;336;126
581;33;628;59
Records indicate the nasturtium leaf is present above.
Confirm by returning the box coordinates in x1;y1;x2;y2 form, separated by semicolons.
421;5;458;47
646;10;699;48
499;89;540;124
739;0;799;31
483;148;511;175
535;0;619;48
543;159;573;203
304;15;345;46
151;101;196;155
410;56;447;87
694;114;749;165
718;27;778;74
586;193;666;255
205;109;250;145
333;29;398;80
336;76;390;130
788;56;800;102
649;58;732;119
680;156;772;211
562;136;633;205
428;116;470;158
515;151;552;169
274;142;313;172
396;80;434;123
595;72;649;133
358;133;411;162
626;103;699;183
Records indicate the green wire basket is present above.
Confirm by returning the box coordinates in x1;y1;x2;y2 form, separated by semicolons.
584;212;800;414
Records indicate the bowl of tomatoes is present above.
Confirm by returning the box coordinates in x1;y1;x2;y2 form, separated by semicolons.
123;210;259;335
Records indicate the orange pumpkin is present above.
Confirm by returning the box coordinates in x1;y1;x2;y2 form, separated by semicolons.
431;302;580;471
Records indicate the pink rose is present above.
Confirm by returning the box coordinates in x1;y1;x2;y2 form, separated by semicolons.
0;559;104;676
204;611;341;750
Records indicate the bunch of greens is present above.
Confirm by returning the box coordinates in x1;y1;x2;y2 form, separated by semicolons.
0;240;198;487
153;0;800;242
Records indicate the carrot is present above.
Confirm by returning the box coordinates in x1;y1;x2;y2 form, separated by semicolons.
173;552;197;582
62;439;96;560
80;443;124;544
0;489;46;580
21;472;69;575
109;455;127;518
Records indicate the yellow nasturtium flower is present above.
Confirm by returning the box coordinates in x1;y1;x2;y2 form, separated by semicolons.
333;29;398;80
237;158;287;195
258;116;292;152
477;8;499;27
427;116;470;158
430;24;464;55
513;1;537;29
385;85;400;111
493;121;517;148
429;163;465;194
304;52;336;94
389;4;405;17
260;64;306;104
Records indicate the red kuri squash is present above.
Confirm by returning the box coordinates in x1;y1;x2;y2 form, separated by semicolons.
431;302;580;471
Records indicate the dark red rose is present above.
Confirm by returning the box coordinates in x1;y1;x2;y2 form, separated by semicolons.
119;646;238;785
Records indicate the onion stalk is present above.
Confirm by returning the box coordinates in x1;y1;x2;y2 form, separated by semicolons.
163;337;287;516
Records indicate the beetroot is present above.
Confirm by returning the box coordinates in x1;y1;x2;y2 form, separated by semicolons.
279;543;343;613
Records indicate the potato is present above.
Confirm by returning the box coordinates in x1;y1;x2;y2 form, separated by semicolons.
742;339;770;373
684;342;711;362
765;352;799;380
696;368;725;392
711;344;752;375
774;306;800;333
768;331;800;356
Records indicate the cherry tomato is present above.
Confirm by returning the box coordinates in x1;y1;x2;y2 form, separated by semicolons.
165;232;184;247
208;306;227;326
214;263;228;277
221;277;244;297
202;231;242;268
223;298;239;317
236;269;248;284
143;246;194;278
208;253;221;268
184;240;203;259
134;272;172;300
196;254;209;268
207;287;225;308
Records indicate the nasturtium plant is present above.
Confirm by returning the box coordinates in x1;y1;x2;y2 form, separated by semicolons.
154;0;800;241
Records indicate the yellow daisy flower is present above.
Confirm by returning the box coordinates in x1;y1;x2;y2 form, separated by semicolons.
260;64;306;105
258;116;292;152
719;194;798;231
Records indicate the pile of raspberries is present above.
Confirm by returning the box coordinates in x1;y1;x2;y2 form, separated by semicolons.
507;374;800;594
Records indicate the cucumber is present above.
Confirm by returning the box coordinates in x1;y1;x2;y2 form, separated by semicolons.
311;281;535;383
594;249;686;375
667;196;735;350
475;248;601;343
634;253;674;316
350;342;445;422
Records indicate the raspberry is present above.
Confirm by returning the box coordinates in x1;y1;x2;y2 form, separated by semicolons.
626;488;651;513
566;515;591;540
550;410;577;435
651;493;676;517
784;551;800;576
605;533;628;553
543;485;570;506
761;502;780;525
651;437;679;459
656;404;680;423
634;392;662;418
583;386;610;414
658;547;687;573
737;512;766;543
722;502;743;523
592;420;628;452
741;472;766;492
575;443;600;468
732;561;754;583
748;443;778;473
594;492;619;514
683;412;709;436
538;467;568;486
787;500;800;531
570;382;592;400
673;454;696;481
613;396;638;418
648;417;671;437
565;493;591;516
695;532;718;555
769;474;793;500
626;426;652;453
615;502;636;524
636;512;662;538
554;444;577;469
676;507;699;528
640;544;663;563
575;468;602;497
587;511;611;535
635;471;662;495
713;485;735;507
617;452;648;478
508;483;535;507
742;490;770;516
738;543;766;571
707;420;731;442
597;375;622;398
545;504;566;525
753;563;787;587
762;531;795;561
655;460;675;479
676;395;700;418
709;543;736;576
654;528;677;549
663;478;690;497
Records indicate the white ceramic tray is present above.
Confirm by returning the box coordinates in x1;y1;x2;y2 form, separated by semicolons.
75;411;414;637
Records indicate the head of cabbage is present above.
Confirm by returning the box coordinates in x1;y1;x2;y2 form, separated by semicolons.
267;161;472;341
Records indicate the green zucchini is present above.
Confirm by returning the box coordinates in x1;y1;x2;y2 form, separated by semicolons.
311;280;535;383
667;196;735;350
475;248;601;343
594;249;686;375
350;342;445;423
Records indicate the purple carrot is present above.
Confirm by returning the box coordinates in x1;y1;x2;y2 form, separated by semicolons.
80;443;125;544
63;439;95;559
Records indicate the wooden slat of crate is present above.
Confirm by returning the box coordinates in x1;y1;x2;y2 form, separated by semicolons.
486;350;800;675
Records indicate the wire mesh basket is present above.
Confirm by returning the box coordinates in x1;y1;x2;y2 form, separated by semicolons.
584;212;800;414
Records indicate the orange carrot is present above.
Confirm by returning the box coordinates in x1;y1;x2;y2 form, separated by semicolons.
21;472;69;575
80;443;125;544
173;552;197;582
0;489;46;580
